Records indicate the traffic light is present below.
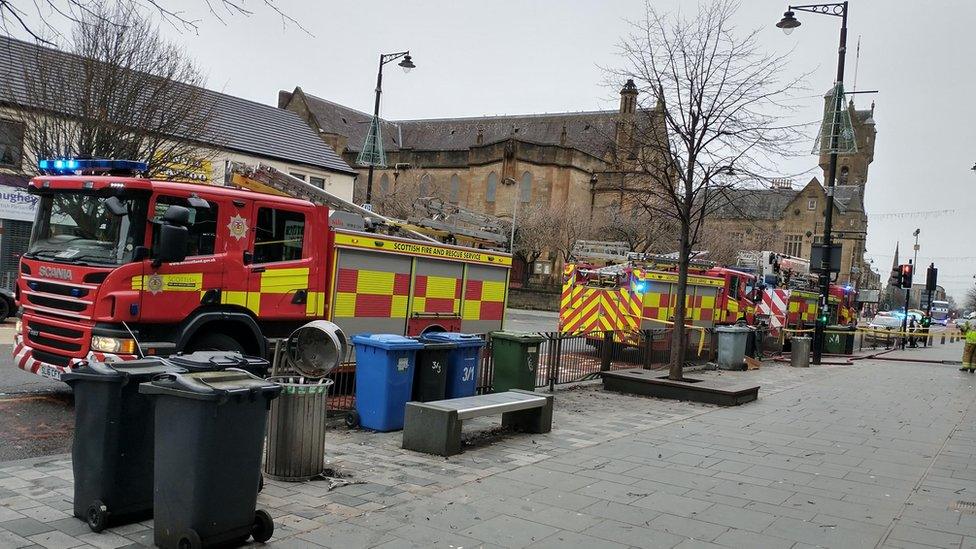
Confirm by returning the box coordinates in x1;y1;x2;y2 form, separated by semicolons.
899;263;913;289
926;263;938;293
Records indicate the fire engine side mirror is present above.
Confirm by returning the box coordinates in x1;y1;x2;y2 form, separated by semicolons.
155;224;188;266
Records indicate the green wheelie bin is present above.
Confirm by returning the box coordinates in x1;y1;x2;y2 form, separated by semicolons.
489;331;544;392
825;325;854;354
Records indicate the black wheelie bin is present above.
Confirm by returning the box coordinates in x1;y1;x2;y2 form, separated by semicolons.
166;351;270;377
139;369;282;549
62;359;187;532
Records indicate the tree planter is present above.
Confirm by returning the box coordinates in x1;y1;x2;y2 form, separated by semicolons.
601;368;759;406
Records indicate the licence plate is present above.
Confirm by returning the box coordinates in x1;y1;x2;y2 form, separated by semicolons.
38;365;62;381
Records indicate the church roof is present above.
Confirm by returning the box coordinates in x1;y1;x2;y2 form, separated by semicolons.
710;187;800;220
710;180;865;221
293;88;630;159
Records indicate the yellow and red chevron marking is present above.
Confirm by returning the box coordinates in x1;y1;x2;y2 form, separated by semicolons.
560;286;642;334
333;267;410;318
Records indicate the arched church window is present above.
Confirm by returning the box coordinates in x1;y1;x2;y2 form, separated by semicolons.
450;174;460;204
486;171;498;203
520;171;532;203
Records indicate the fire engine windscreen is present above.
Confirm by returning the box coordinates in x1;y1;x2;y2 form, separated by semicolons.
27;191;149;266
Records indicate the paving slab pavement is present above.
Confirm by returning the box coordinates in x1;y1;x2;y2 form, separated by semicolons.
1;343;975;548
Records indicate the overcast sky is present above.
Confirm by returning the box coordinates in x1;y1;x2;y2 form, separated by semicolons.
9;0;976;302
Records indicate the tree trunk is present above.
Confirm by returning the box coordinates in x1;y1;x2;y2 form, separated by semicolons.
668;212;691;380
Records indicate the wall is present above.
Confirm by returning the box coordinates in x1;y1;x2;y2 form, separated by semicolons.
507;286;560;312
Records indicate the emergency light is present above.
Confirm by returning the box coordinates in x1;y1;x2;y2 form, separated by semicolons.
38;158;148;176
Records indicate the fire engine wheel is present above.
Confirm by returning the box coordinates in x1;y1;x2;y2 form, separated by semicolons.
0;298;10;322
85;500;109;532
251;509;274;543
186;332;245;354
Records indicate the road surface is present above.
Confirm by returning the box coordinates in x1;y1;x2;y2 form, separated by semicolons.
503;308;559;333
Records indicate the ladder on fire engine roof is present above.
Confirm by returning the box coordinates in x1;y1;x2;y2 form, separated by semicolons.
226;163;439;244
408;197;510;247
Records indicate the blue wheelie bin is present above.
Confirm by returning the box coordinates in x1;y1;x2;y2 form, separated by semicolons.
421;333;486;398
351;334;424;431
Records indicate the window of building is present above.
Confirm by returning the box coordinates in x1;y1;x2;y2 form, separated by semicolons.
813;235;823;245
486;172;498;203
289;172;306;181
379;173;390;195
419;174;431;197
784;234;802;257
520;171;532;203
840;166;849;184
309;176;325;189
152;195;219;256
254;207;305;263
807;198;817;210
0;119;24;169
449;174;460;204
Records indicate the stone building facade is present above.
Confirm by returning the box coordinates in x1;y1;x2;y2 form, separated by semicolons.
279;82;657;215
707;98;878;288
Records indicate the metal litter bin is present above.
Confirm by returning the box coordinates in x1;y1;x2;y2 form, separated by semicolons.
716;325;751;370
62;359;186;532
264;377;333;482
791;336;811;367
421;332;486;398
139;369;281;549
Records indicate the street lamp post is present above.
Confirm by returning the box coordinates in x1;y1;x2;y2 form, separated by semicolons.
363;51;415;208
776;2;848;365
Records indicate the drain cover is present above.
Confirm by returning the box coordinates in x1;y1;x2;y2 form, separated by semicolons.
950;500;976;514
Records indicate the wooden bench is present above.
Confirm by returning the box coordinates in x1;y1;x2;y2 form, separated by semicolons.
402;390;553;456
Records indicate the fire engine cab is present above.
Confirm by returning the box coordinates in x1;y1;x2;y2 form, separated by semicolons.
15;159;511;380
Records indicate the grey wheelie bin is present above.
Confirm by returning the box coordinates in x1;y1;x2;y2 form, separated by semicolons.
139;369;282;549
412;339;454;402
62;359;186;532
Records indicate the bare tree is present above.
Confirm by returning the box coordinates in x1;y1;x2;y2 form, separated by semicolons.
366;171;450;220
1;0;306;44
965;288;976;314
15;3;216;181
511;204;557;284
551;202;596;265
593;203;678;254
611;0;804;379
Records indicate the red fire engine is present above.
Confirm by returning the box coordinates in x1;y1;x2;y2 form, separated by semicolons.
15;160;511;379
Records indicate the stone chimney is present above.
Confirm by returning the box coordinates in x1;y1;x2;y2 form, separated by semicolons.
277;89;294;109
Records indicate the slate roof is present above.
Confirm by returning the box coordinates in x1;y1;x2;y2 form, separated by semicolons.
0;36;355;175
710;187;799;220
710;181;865;220
297;89;625;159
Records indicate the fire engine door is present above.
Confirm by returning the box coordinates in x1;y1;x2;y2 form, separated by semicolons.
139;195;224;322
245;205;315;319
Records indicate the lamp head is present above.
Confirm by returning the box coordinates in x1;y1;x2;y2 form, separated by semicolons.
776;10;801;34
398;54;415;73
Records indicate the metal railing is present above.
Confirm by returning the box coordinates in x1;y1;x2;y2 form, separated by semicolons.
305;329;716;414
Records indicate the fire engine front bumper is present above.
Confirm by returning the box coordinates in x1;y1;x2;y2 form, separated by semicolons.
13;334;138;381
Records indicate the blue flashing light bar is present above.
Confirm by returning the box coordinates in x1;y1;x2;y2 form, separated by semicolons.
38;158;148;175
